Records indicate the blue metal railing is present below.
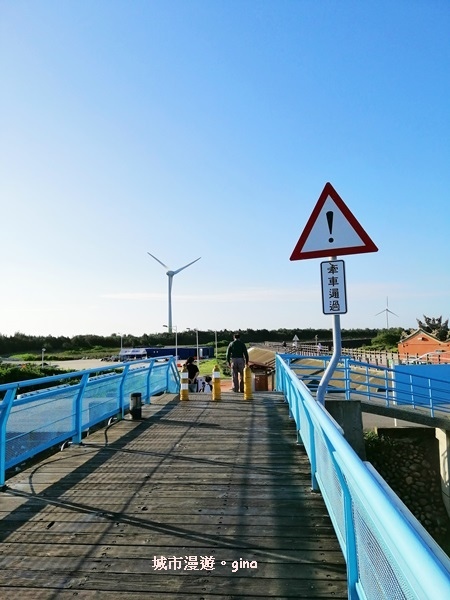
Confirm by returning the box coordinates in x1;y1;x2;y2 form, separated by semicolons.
284;354;450;418
276;354;450;599
0;357;180;486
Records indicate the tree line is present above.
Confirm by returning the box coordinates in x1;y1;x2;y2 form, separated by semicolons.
0;328;387;355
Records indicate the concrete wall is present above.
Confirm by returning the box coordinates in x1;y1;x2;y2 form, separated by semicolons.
436;428;450;518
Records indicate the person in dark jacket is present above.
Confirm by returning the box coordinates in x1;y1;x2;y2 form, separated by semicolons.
185;356;199;392
226;333;249;392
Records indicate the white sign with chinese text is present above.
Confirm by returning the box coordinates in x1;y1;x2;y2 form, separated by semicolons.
320;260;347;315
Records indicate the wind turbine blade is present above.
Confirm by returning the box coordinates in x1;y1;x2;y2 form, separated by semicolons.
386;309;399;317
147;252;170;270
375;310;386;316
173;257;201;275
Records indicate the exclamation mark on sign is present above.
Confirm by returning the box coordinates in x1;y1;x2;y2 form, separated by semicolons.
326;211;334;243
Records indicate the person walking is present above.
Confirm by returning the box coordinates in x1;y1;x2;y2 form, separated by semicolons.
226;333;249;393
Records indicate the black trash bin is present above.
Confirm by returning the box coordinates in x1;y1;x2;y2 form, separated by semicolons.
130;392;142;420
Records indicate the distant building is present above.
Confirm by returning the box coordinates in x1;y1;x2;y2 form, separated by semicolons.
119;347;214;361
398;329;450;362
118;348;148;361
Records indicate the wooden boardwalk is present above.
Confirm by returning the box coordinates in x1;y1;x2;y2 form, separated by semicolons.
0;391;347;599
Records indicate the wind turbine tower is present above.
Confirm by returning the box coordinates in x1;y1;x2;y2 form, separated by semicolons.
147;252;201;333
375;297;398;328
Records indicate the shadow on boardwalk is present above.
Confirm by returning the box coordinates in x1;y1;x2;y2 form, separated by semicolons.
0;391;347;599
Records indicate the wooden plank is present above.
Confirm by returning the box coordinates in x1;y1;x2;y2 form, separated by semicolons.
0;539;344;557
0;568;347;597
0;393;347;598
1;554;345;578
0;592;343;600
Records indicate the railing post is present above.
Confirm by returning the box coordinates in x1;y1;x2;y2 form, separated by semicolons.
0;388;17;487
293;386;302;443
145;360;154;404
344;357;351;400
287;378;294;419
409;374;415;409
73;373;90;444
119;364;131;416
306;409;319;491
428;378;434;418
384;368;390;405
168;357;181;394
165;358;172;393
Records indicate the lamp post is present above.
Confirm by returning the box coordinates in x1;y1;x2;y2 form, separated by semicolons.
215;330;218;361
163;324;178;360
187;328;199;362
117;333;124;350
41;347;45;367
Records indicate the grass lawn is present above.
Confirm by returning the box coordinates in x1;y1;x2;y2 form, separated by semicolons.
196;358;231;380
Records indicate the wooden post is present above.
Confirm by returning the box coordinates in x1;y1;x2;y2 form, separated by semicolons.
212;364;221;401
243;365;253;400
180;366;189;401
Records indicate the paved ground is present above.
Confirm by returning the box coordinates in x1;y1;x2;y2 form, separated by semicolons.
2;358;116;371
50;359;120;371
0;391;348;599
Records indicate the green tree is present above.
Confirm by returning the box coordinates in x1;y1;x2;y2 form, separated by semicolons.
370;328;403;349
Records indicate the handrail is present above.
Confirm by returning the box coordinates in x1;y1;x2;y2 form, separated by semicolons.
284;354;450;418
276;354;450;599
0;357;180;486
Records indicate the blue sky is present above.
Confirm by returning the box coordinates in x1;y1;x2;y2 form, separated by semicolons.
1;0;449;337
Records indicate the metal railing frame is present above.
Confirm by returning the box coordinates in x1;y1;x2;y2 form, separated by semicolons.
284;354;450;418
0;357;180;486
276;353;450;599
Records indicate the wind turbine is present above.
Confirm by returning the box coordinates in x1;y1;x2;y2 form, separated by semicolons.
147;252;201;333
375;297;398;328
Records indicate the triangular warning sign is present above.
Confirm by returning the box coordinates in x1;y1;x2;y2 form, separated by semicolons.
290;182;378;260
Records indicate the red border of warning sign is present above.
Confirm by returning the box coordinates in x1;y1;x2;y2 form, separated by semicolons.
290;182;378;260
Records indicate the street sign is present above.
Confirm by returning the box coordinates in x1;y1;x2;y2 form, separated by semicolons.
290;182;378;260
321;260;347;314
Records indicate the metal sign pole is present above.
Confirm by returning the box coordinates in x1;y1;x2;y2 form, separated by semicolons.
316;256;342;405
289;183;377;405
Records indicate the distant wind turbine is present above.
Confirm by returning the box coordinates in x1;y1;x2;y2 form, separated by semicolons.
147;252;201;333
375;297;398;328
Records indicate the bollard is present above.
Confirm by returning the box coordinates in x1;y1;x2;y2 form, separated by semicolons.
180;365;189;401
212;364;221;401
130;392;142;419
243;365;253;400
